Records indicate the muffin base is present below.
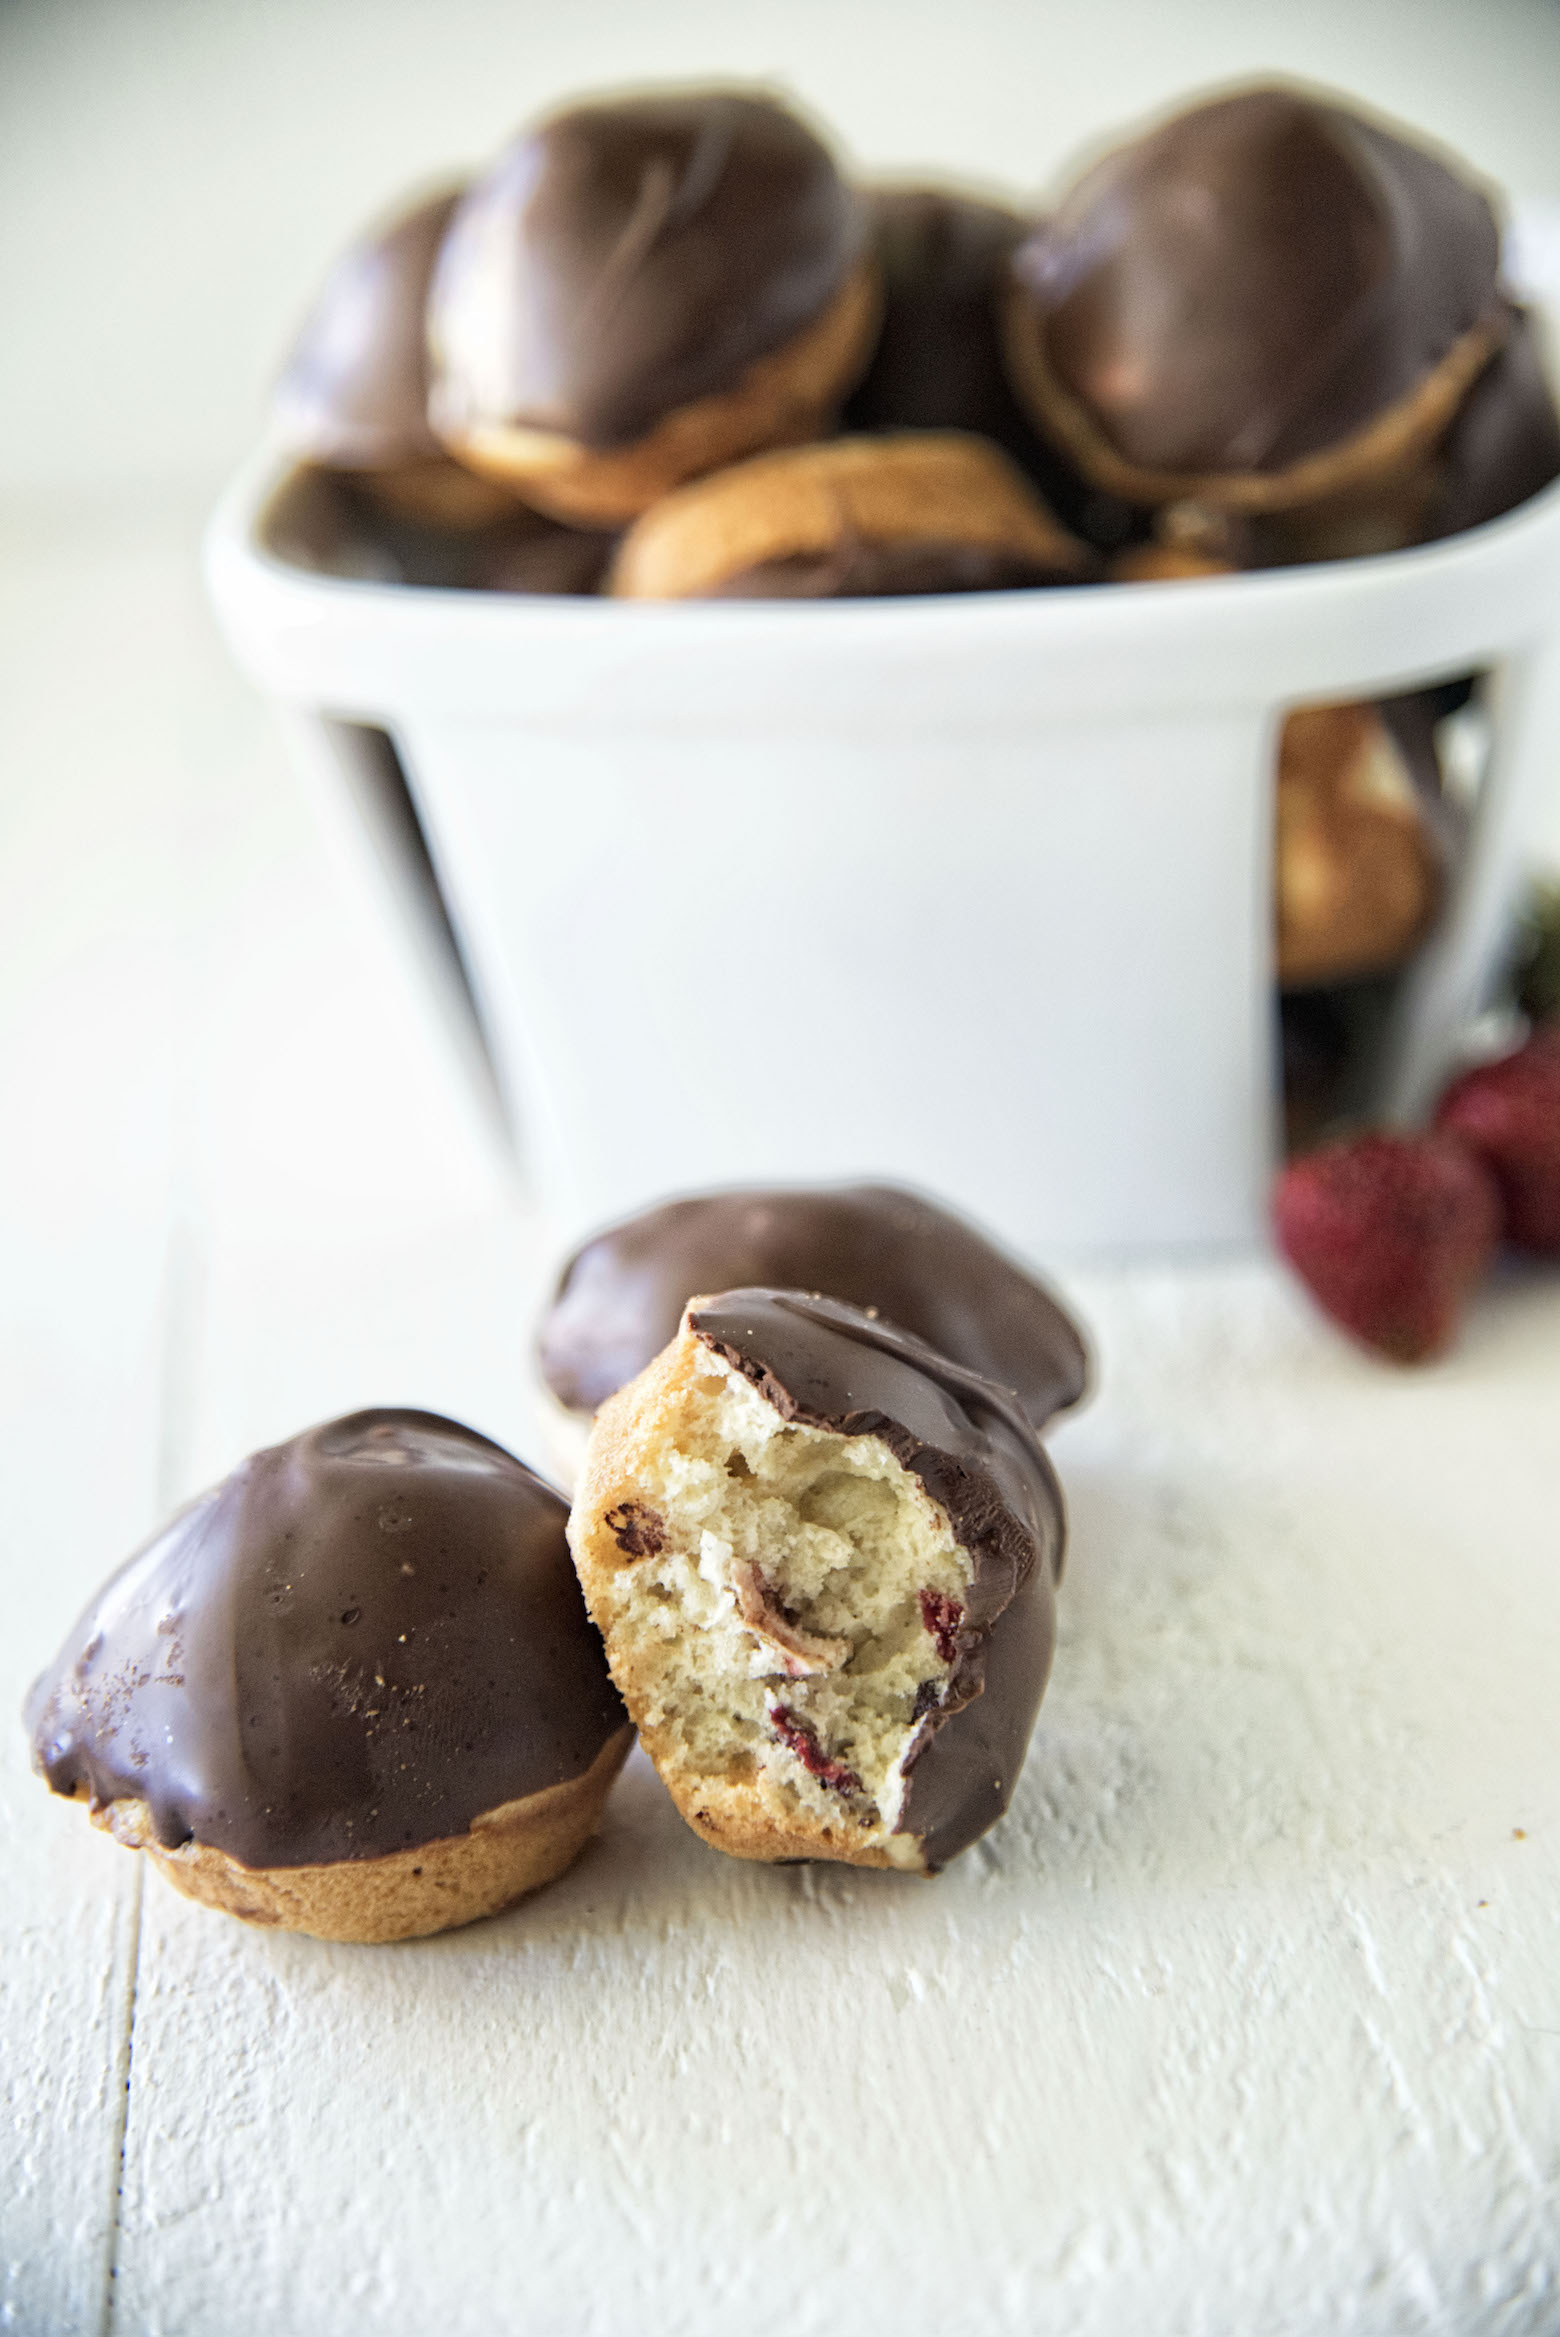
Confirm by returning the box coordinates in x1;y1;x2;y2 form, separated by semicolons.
350;456;528;530
1001;287;1505;527
1276;702;1442;987
437;264;881;526
608;430;1089;598
78;1726;633;1942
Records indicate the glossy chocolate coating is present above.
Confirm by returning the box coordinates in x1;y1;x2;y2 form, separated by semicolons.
711;539;1081;596
843;187;1129;546
428;91;863;449
27;1410;626;1869
541;1183;1088;1428
689;1290;1063;1868
275;186;461;468
1423;303;1560;542
1013;87;1502;475
846;189;1032;443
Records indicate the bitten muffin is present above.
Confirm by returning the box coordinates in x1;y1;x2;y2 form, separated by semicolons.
273;184;521;529
608;432;1091;597
1002;86;1552;563
427;90;880;525
570;1291;1067;1874
26;1410;632;1941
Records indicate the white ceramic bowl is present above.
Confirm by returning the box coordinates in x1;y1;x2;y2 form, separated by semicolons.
206;446;1560;1255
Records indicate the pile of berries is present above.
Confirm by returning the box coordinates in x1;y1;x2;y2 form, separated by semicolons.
1274;1021;1560;1362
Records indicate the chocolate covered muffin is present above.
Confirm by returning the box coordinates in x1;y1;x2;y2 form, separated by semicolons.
539;1181;1089;1429
27;1410;632;1941
844;185;1126;544
570;1293;1066;1873
608;432;1090;597
428;90;880;523
1275;700;1444;987
274;184;521;528
846;188;1032;444
1002;86;1541;561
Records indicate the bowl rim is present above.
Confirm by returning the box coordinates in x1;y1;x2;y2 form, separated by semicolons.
205;440;1560;726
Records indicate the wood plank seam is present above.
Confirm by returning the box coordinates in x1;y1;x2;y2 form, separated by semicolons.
103;1209;203;2333
99;1868;143;2337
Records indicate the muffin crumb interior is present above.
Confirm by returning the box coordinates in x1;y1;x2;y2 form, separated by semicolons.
598;1348;968;1853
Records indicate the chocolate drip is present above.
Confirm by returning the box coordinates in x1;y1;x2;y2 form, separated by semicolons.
26;1410;627;1869
274;186;462;468
688;1289;1064;1868
1014;87;1502;475
539;1182;1088;1428
429;91;863;448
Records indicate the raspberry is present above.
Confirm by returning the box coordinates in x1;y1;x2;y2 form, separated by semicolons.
918;1589;964;1665
1274;1130;1500;1362
766;1702;863;1797
1434;1022;1560;1253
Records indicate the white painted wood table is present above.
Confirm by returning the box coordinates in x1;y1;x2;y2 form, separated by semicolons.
3;502;1560;2337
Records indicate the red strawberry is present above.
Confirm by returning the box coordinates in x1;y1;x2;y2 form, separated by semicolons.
1274;1130;1500;1363
1433;1022;1560;1253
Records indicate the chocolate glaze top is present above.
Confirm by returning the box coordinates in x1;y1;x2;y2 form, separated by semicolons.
274;186;462;468
1013;86;1502;474
428;90;863;449
842;186;1132;547
540;1182;1088;1428
846;188;1034;444
26;1410;627;1869
688;1290;1064;1868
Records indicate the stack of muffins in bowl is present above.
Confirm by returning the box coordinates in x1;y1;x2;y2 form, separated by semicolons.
273;82;1558;594
268;79;1560;1147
